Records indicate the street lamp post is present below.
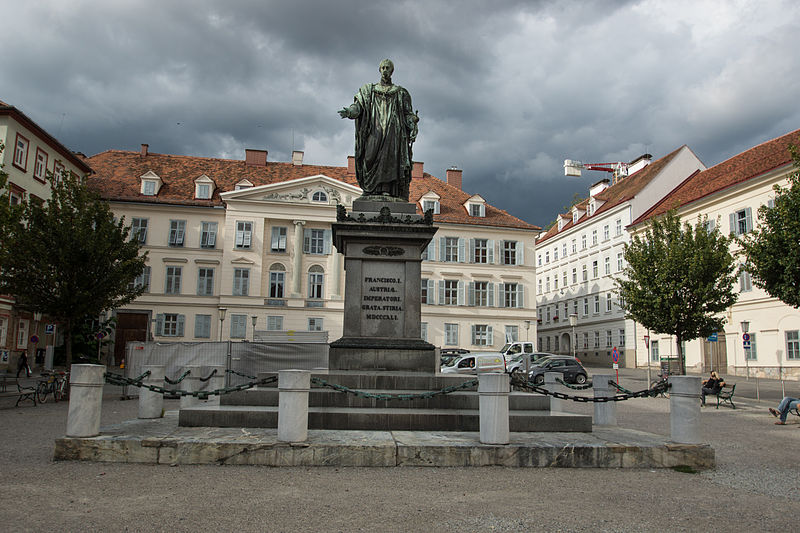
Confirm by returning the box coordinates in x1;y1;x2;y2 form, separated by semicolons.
569;314;577;359
524;320;530;342
218;307;227;342
251;315;258;342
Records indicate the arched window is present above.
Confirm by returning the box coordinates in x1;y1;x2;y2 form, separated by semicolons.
312;190;328;203
308;265;324;300
269;263;286;298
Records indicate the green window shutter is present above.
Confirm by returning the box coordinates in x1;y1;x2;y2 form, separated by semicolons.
155;314;165;336
439;237;446;262
303;229;311;253
177;315;185;337
488;282;495;307
487;326;493;346
468;282;475;306
729;213;737;235
323;230;332;255
458;238;466;263
744;207;753;233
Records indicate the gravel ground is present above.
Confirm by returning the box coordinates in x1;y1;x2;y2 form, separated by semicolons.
1;379;798;532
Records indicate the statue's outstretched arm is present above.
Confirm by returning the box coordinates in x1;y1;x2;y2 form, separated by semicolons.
338;101;361;119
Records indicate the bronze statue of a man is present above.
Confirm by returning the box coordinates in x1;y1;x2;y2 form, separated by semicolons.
339;59;419;201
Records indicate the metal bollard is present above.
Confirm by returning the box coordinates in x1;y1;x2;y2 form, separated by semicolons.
278;370;311;443
138;364;165;419
593;374;616;426
544;372;565;413
205;365;225;405
179;365;202;410
669;375;702;444
479;373;510;445
66;364;105;438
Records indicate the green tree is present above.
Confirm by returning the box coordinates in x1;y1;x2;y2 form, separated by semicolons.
0;170;147;368
615;210;738;374
741;143;800;308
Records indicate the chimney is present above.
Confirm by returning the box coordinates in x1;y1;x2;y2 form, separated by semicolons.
292;151;304;166
140;144;149;157
412;161;424;180
245;149;267;167
446;167;462;190
347;155;356;175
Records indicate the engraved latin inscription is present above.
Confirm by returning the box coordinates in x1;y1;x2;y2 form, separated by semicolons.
362;276;403;320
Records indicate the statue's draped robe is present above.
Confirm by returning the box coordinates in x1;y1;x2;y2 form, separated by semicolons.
348;83;416;200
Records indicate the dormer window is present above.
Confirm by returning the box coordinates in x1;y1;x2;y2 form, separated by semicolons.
139;171;163;196
572;211;579;224
587;202;595;216
465;194;486;217
311;190;328;203
194;175;215;199
420;191;441;215
235;179;253;191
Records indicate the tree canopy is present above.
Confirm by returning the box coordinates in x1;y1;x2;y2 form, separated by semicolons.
741;143;800;308
615;209;738;374
0;169;147;367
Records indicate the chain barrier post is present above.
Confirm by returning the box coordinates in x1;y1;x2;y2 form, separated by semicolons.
593;375;616;426
669;375;702;444
206;365;225;406
66;364;105;438
544;372;564;413
138;365;165;419
180;365;201;410
479;372;510;445
278;370;311;443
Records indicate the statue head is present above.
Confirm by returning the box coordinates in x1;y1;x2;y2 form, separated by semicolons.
379;59;394;82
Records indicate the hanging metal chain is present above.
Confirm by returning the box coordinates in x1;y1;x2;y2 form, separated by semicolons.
556;377;593;390
311;377;479;401
226;369;256;380
198;369;217;382
104;371;277;399
164;370;191;385
510;373;669;402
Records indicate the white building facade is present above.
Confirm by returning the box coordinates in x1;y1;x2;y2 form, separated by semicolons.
629;128;800;379
535;146;705;367
87;147;540;364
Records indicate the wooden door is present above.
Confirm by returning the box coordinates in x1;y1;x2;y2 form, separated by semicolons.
114;312;149;365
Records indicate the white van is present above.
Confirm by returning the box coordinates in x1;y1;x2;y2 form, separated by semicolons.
499;341;536;363
440;352;507;374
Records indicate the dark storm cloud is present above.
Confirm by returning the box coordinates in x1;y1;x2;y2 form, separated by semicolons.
2;0;800;228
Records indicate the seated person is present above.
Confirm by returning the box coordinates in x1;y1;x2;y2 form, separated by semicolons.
701;371;725;405
769;397;800;425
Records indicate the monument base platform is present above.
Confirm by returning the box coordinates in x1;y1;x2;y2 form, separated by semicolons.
329;337;436;372
54;412;715;469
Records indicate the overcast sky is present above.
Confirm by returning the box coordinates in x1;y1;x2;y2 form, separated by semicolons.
3;0;799;228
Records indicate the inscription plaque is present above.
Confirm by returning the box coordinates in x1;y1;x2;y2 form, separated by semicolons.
360;262;405;337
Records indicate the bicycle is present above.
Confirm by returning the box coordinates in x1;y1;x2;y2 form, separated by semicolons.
649;370;671;398
36;371;69;403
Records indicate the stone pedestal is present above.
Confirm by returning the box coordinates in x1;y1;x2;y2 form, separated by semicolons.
66;364;105;438
544;372;564;413
479;373;510;445
329;201;438;372
670;375;702;444
278;370;310;443
138;364;165;419
593;374;616;426
180;365;202;410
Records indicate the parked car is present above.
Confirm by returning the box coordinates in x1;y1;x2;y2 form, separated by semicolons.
506;352;557;374
440;352;507;374
527;356;588;385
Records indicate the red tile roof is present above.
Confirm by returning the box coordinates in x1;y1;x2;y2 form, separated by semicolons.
537;146;686;244
86;149;539;231
632;128;800;226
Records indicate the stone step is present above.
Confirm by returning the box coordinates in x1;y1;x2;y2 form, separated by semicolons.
222;388;550;411
179;405;592;432
255;370;481;391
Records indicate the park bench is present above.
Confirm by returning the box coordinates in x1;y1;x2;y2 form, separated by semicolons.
710;383;736;409
0;375;37;407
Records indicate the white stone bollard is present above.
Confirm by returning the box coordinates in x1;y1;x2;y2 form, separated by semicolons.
544;372;565;413
138;364;165;419
205;365;226;405
593;374;617;426
278;370;311;443
669;375;703;444
179;365;202;410
66;364;106;438
479;373;510;445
